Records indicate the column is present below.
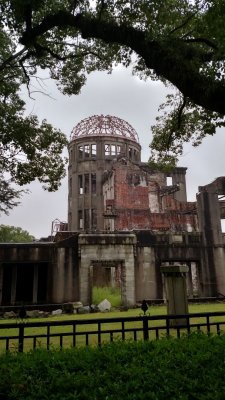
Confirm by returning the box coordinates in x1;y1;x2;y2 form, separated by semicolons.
32;264;38;304
160;264;189;326
0;264;3;305
11;264;17;305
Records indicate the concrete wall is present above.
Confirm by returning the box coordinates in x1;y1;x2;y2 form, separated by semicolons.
0;227;225;306
78;233;136;306
135;246;160;300
197;178;225;296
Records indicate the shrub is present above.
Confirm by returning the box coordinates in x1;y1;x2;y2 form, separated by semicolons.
1;333;225;399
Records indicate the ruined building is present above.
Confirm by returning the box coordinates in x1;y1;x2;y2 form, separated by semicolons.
68;115;197;233
1;115;225;307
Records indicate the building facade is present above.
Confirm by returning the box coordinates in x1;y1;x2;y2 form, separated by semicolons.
1;115;225;307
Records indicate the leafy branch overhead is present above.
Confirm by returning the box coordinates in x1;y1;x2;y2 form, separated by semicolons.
0;21;68;213
1;0;225;201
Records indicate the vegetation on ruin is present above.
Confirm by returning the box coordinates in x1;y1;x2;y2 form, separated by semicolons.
0;332;225;399
0;224;35;242
92;286;121;307
1;1;225;210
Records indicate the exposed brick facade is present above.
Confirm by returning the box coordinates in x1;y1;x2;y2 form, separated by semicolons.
103;158;198;232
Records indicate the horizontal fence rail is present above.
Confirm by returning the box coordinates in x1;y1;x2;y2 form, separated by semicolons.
0;311;225;353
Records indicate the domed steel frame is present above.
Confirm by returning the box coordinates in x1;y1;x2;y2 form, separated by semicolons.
68;115;142;232
70;114;140;143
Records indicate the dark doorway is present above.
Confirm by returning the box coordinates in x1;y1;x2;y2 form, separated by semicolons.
37;263;48;303
16;264;34;303
91;261;123;307
2;264;13;305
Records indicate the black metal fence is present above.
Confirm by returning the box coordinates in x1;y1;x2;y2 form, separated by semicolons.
0;311;225;353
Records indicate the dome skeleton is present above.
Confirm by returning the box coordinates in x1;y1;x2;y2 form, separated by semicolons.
70;115;140;144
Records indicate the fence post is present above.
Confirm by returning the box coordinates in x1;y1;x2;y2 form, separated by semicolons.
18;323;24;353
143;316;149;341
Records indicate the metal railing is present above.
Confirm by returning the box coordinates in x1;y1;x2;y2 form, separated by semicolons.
0;311;225;353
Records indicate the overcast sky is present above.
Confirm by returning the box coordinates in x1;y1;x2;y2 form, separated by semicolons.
1;66;225;239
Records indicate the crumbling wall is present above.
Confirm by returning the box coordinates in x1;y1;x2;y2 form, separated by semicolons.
102;159;197;233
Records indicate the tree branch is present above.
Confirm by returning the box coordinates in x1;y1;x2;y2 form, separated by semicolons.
169;13;197;35
184;37;218;50
34;42;102;62
0;47;27;72
18;10;225;115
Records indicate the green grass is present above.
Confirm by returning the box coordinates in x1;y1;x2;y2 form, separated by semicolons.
0;302;225;352
1;333;225;399
92;286;121;307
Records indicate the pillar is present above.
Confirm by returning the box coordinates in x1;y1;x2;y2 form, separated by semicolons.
32;264;38;304
160;264;189;326
0;264;3;305
11;264;17;305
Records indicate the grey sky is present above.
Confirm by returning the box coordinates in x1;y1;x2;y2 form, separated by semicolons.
1;66;225;238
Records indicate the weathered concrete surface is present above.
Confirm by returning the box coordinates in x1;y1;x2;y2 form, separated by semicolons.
0;224;225;306
161;264;189;326
197;177;225;296
135;247;158;301
78;234;136;306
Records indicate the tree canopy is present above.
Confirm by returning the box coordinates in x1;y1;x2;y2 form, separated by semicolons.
0;224;35;242
1;0;225;183
0;11;67;214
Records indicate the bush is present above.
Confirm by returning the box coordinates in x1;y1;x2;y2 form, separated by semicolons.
1;333;225;399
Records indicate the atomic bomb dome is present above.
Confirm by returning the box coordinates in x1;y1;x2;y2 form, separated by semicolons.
70;114;140;143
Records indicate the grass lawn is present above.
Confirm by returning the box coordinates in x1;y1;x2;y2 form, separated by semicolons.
0;302;225;352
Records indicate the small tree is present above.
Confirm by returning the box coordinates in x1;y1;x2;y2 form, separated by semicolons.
0;225;35;243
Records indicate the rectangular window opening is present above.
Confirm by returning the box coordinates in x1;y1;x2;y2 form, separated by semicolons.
166;177;173;186
78;210;83;229
91;144;97;157
91;173;96;193
84;174;89;194
78;145;83;159
105;144;110;155
111;145;116;155
84;209;90;229
84;144;90;158
78;175;83;195
91;209;97;230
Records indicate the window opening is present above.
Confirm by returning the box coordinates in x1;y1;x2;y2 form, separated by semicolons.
105;144;110;156
70;149;73;161
117;145;121;154
84;144;90;158
84;174;89;194
133;149;137;160
78;145;83;159
129;147;132;159
91;144;97;157
78;175;83;194
78;210;83;229
84;209;90;229
91;173;96;193
111;145;116;155
91;209;97;229
166;177;173;186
